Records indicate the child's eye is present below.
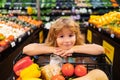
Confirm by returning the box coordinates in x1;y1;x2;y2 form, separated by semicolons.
60;35;64;38
69;34;73;37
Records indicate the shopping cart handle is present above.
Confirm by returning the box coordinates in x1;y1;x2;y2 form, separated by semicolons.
71;53;106;57
13;52;110;65
37;53;106;57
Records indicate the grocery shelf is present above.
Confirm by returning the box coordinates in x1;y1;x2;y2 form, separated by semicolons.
88;24;120;45
0;24;43;80
0;25;43;59
86;24;120;80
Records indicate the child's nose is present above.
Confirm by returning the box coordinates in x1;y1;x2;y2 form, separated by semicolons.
64;37;70;42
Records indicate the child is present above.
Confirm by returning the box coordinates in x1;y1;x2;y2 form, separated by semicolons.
23;17;104;57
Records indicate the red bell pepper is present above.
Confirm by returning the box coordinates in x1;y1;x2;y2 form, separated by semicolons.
13;56;33;76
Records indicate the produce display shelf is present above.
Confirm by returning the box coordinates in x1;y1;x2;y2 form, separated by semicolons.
9;52;112;80
0;26;37;55
0;24;43;80
89;24;120;44
86;24;120;80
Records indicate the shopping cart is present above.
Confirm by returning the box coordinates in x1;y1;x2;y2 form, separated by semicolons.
8;52;112;80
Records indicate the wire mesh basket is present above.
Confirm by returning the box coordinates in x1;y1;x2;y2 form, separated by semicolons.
9;52;112;80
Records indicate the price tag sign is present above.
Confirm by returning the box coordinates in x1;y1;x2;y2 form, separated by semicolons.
62;12;65;15
18;37;22;42
19;7;22;10
10;41;16;47
102;40;114;63
98;28;101;32
90;24;92;27
110;33;115;38
27;31;31;36
56;6;59;9
87;30;92;43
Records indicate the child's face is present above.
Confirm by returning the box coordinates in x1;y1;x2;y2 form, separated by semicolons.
56;27;76;50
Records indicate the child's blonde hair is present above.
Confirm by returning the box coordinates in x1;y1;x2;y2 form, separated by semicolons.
45;17;84;46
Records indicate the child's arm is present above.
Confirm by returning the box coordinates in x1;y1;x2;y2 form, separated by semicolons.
23;43;55;56
73;44;105;55
59;44;105;57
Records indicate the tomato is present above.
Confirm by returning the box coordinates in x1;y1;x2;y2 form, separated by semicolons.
61;63;74;77
52;75;65;80
74;65;87;77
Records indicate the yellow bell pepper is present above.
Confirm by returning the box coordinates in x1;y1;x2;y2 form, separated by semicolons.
20;63;41;78
22;77;42;80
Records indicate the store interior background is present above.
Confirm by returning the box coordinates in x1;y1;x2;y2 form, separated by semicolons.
0;0;120;80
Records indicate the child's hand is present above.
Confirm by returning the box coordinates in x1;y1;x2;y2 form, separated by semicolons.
53;47;74;57
60;48;74;57
53;48;66;56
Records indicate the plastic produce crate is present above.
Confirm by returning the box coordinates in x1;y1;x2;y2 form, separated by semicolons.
9;52;112;80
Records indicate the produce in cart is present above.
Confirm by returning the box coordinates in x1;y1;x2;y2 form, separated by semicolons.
13;56;33;76
13;54;110;80
61;63;74;77
20;63;41;79
73;69;109;80
74;64;87;77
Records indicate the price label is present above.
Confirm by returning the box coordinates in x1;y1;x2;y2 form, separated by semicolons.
98;28;101;32
103;40;114;63
56;6;59;9
110;33;115;38
87;30;92;43
10;42;16;47
27;31;31;36
19;7;22;10
62;12;65;15
18;37;22;42
90;24;92;27
13;76;15;80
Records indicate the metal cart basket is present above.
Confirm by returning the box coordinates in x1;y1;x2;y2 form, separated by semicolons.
9;52;112;80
